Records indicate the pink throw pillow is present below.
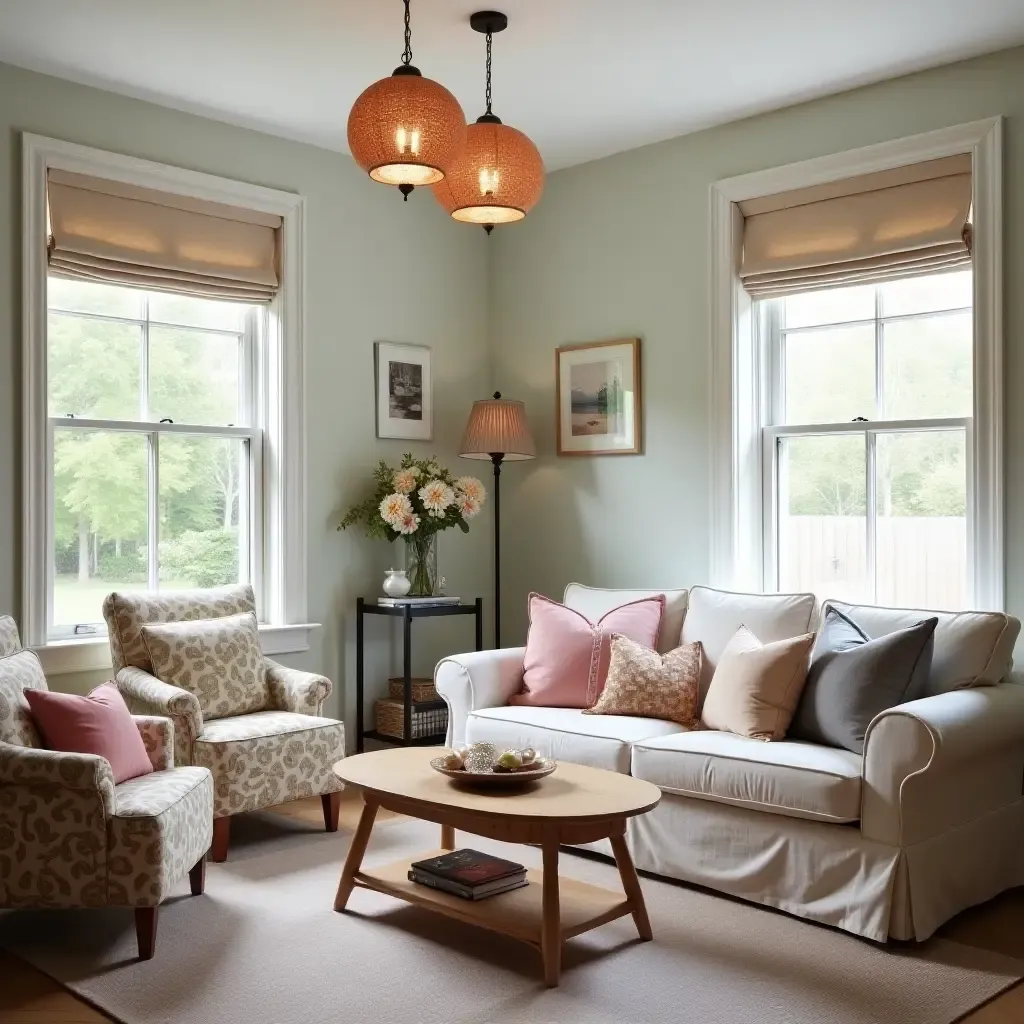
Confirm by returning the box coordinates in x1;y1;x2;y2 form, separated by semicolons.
511;592;666;709
25;682;153;785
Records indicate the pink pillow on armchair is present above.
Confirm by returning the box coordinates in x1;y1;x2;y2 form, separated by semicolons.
511;592;666;708
25;682;153;784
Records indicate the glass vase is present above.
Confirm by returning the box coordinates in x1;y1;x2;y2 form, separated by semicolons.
403;533;438;597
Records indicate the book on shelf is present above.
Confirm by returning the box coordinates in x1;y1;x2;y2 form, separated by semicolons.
376;596;462;607
409;849;527;899
407;869;528;900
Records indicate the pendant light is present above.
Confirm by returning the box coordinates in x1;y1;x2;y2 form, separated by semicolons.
347;0;467;200
431;11;544;232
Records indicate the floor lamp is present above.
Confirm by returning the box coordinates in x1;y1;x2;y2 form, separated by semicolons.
459;392;536;648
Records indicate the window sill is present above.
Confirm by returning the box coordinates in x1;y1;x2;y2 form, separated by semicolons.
33;623;321;677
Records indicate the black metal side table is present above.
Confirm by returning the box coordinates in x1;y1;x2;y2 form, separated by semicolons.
355;597;483;753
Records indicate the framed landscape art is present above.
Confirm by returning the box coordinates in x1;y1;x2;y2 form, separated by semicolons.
375;342;433;440
556;338;641;455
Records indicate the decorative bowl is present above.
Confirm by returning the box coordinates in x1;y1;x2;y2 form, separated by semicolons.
429;755;557;788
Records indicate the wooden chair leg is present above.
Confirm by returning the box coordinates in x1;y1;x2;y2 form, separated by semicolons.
135;907;158;961
189;855;206;895
211;816;231;863
322;791;342;833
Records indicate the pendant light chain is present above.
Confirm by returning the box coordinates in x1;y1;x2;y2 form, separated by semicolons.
401;0;413;65
484;30;493;115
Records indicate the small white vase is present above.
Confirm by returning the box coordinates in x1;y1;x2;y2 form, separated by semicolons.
382;569;411;598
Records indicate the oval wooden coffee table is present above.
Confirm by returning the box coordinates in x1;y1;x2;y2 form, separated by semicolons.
332;747;661;987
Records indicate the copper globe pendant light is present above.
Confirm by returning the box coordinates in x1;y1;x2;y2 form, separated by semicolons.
347;0;467;200
431;11;544;232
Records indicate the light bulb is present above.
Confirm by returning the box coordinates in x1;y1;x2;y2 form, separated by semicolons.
478;167;499;196
396;128;422;156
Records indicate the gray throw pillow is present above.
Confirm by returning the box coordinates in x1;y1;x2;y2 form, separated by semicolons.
789;606;937;753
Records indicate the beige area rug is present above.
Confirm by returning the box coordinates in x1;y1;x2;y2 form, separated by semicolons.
1;811;1020;1024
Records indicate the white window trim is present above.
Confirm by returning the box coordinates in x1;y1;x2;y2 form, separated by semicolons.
708;117;1003;610
22;133;316;672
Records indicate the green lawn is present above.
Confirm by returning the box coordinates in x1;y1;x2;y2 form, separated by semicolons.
54;575;190;626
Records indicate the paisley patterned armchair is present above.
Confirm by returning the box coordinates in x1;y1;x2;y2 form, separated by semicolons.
0;615;213;960
102;584;345;862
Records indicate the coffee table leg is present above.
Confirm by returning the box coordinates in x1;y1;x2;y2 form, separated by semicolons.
440;824;455;850
541;839;561;987
333;798;379;911
610;832;652;940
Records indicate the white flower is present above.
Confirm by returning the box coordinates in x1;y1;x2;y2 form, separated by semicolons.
379;493;412;527
454;476;486;504
419;479;455;515
457;495;482;519
395;511;421;535
393;469;418;494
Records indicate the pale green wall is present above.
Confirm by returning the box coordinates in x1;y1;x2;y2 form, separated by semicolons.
0;62;493;725
490;46;1024;644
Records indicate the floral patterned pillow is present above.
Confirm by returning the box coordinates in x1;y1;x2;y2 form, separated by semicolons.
140;611;269;720
584;634;702;726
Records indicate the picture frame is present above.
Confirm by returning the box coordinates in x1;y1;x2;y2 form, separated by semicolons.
556;338;642;456
375;342;433;441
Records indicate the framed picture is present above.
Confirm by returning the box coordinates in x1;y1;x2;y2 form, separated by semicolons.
375;342;433;441
556;338;642;456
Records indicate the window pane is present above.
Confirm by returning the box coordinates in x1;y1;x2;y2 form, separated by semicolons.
880;270;972;318
778;434;869;602
48;312;142;419
52;429;149;630
875;430;967;609
148;293;248;332
784;326;875;424
48;277;144;319
158;435;246;589
149;326;241;425
882;313;972;419
782;284;874;329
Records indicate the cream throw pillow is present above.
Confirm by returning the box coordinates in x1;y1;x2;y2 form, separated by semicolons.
141;611;269;720
700;625;815;740
584;634;702;726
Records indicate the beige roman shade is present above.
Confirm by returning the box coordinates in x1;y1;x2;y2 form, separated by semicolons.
47;170;282;302
739;155;972;298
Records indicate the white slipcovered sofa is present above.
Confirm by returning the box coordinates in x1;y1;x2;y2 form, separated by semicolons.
434;584;1024;942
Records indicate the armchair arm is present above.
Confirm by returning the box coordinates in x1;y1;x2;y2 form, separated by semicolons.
116;666;202;767
0;742;115;817
435;647;527;747
265;658;332;714
861;685;1024;847
134;715;173;771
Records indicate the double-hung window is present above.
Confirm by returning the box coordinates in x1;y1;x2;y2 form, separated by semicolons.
761;270;973;609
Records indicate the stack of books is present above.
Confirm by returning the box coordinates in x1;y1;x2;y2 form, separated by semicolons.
377;595;462;608
408;849;527;901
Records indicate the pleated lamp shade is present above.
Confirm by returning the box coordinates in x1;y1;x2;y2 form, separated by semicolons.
432;120;544;225
347;70;467;188
460;393;536;460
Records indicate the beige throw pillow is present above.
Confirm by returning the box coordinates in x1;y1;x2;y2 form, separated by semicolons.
141;611;269;720
700;625;815;741
584;634;702;727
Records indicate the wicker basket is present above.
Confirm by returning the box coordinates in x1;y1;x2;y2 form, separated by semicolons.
374;699;448;741
387;677;440;703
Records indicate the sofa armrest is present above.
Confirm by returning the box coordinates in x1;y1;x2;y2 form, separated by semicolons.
116;666;202;767
0;742;116;817
434;647;526;747
134;715;173;771
861;685;1024;847
265;658;332;715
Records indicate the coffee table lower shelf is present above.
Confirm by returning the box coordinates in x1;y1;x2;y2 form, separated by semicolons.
353;848;633;947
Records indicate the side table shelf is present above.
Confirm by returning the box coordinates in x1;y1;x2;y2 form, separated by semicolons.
355;597;483;753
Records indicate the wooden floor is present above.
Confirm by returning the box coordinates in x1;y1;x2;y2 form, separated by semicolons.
2;790;1023;1023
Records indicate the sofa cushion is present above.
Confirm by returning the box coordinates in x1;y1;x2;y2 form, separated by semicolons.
465;705;685;774
631;730;862;823
563;583;689;653
681;586;816;701
822;599;1020;696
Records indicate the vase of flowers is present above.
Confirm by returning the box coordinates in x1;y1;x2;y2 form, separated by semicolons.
338;454;486;597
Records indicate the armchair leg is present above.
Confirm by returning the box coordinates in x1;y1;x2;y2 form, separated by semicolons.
211;816;231;863
189;855;206;895
135;907;158;961
322;792;342;833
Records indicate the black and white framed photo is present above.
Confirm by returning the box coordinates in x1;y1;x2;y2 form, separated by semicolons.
375;342;433;440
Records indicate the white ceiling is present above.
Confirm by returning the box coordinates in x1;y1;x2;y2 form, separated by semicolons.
2;1;1024;171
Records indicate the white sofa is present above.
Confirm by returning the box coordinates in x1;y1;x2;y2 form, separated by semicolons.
434;584;1024;942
